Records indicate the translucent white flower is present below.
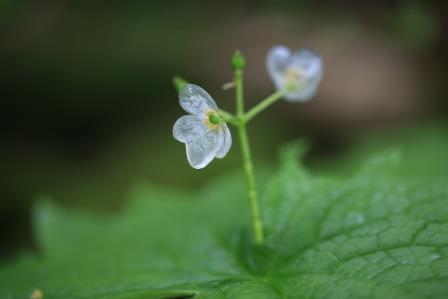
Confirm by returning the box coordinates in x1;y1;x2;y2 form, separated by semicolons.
173;84;232;169
267;45;323;102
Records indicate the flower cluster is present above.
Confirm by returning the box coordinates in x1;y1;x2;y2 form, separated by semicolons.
173;45;323;169
172;45;323;245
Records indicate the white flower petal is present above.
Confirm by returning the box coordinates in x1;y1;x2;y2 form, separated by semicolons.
173;115;203;143
174;85;232;169
284;49;323;102
185;129;221;169
215;124;232;159
267;45;291;91
292;49;322;79
266;46;323;102
179;84;218;116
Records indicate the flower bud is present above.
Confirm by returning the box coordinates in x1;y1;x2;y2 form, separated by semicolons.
173;76;188;92
231;50;246;71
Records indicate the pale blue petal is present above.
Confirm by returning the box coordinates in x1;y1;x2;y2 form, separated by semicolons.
267;45;291;91
179;84;218;116
185;129;221;169
215;124;232;159
173;115;203;143
285;49;323;102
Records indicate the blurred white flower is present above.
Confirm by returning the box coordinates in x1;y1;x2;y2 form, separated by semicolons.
267;45;323;102
173;84;232;169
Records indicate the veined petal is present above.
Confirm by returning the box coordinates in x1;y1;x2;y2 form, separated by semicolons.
291;49;322;80
215;124;232;159
173;115;203;143
179;84;218;116
284;49;323;102
185;129;221;169
267;46;291;91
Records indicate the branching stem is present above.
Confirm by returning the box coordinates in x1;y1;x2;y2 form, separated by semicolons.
244;89;288;122
234;69;264;245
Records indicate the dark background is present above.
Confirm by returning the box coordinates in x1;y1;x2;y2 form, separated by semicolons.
1;0;447;258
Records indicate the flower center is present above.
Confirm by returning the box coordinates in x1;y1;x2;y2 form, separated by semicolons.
285;68;305;91
204;110;221;130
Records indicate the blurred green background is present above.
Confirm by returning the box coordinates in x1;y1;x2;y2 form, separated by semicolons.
1;0;447;258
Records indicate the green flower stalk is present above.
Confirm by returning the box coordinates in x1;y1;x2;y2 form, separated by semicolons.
173;46;323;245
232;51;264;245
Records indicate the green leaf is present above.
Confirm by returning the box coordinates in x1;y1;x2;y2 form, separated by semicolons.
1;142;448;299
313;124;448;179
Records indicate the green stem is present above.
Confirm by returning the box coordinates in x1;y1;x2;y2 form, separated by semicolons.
218;109;237;125
244;89;287;122
234;69;264;245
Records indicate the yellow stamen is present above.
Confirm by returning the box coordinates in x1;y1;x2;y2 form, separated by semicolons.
285;68;305;91
204;110;221;130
